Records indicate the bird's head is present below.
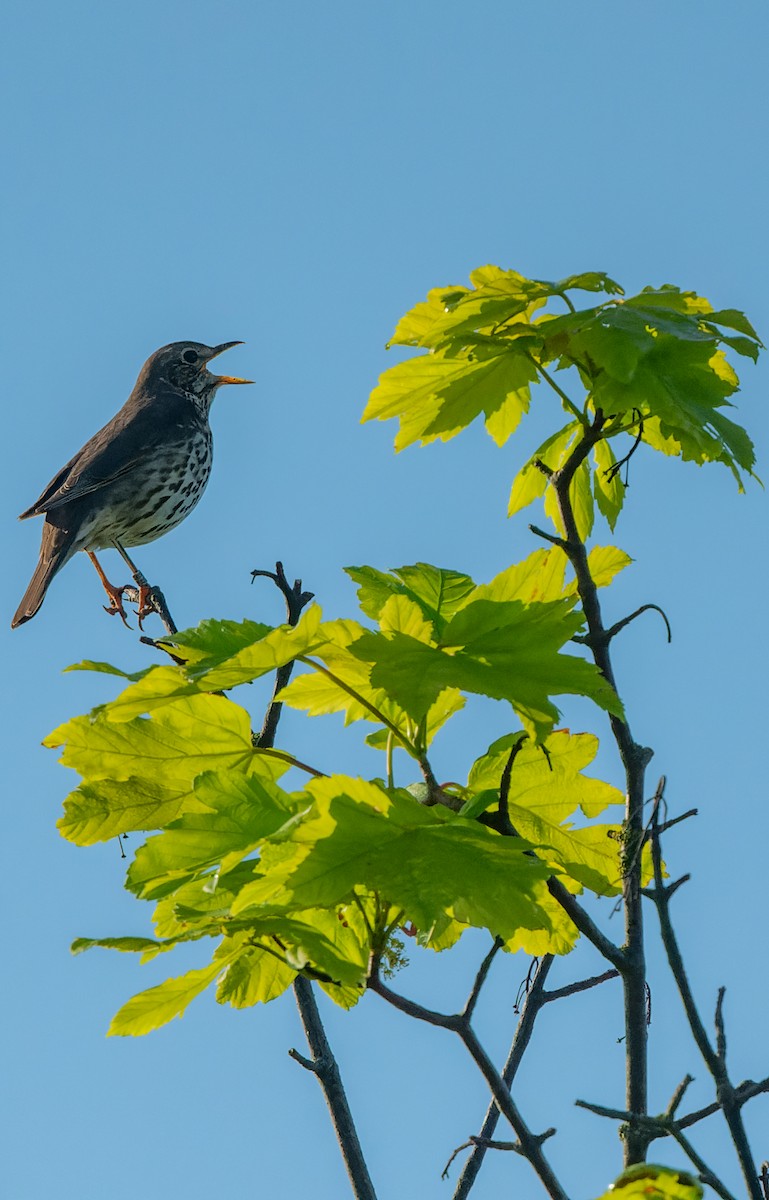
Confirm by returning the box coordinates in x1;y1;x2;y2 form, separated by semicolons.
140;341;253;412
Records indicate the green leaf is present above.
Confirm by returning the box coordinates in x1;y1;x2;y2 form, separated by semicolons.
108;953;233;1036
233;777;562;949
554;271;624;296
545;459;593;541
364;344;537;451
466;731;625;895
215;945;296;1007
72;936;162;956
573;545;633;592
507;423;580;518
58;777;208;845
279;617;460;752
99;607;324;720
624;284;713;315
470;550;567;605
593;337;756;485
378;594;434;641
155;618;273;670
468;730;620;818
47;694;257;787
704;307;762;343
387;284;470;348
126;770;298;900
351;595;621;742
346;563;476;634
396;265;546;350
596;1163;704;1200
592;439;625;530
63;659;151;681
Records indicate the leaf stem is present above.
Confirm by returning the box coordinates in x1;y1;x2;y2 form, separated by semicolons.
297;656;419;756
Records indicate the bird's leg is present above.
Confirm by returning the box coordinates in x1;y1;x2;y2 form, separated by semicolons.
86;551;131;626
112;540;154;627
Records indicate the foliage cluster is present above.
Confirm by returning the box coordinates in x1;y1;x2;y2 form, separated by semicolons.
46;268;763;1198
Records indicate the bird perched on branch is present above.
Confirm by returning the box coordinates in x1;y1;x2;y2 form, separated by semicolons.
12;340;252;629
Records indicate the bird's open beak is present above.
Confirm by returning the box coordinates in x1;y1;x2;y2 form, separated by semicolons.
206;341;254;386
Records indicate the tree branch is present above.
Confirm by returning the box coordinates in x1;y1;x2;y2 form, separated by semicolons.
546;416;651;1163
463;938;503;1023
646;803;762;1199
368;965;568;1200
123;582;178;635
252;563;376;1200
574;1098;736;1200
251;562;314;747
452;956;555;1199
292;978;378;1200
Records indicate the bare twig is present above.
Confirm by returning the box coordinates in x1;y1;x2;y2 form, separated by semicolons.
529;523;570;550
463;938;504;1022
574;1098;736;1200
368;964;568;1200
649;809;698;840
646;807;762;1199
573;603;672;648
452;956;555;1198
292;978;378;1200
123;582;178;635
546;877;626;972
604;411;644;485
542;969;620;1004
252;561;314;747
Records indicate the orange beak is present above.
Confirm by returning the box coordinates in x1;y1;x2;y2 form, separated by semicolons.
206;341;253;386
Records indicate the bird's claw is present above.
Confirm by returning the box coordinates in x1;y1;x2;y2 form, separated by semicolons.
135;584;154;631
103;593;132;628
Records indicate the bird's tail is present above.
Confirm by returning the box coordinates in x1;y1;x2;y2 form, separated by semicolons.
12;522;77;628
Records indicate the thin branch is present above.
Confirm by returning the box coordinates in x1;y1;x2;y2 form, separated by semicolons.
452;956;555;1199
297;656;417;756
542;969;620;1004
292;978;378;1200
574;1098;736;1200
463;938;503;1022
122;582;178;635
529;523;570;550
497;736;528;832
252;562;314;747
529;355;586;425
666;1126;736;1200
574;603;672;648
604;411;644;485
666;1074;694;1118
545;415;651;1163
673;1079;769;1132
369;967;568;1200
649;809;698;840
647;807;762;1199
252;746;327;778
546;877;626;972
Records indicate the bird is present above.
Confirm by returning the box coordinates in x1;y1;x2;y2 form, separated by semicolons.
12;340;252;629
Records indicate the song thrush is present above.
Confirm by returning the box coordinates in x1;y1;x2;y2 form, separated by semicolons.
12;340;252;628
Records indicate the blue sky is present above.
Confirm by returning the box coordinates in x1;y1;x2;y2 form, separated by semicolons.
3;3;768;1198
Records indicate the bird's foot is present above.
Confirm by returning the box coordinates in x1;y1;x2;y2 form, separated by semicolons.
135;584;155;630
102;585;132;628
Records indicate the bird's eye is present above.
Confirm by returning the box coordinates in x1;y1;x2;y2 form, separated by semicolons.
182;349;198;364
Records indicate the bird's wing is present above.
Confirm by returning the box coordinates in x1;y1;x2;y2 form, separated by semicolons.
19;390;193;518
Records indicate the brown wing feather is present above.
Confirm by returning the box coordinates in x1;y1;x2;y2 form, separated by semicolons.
19;388;195;518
